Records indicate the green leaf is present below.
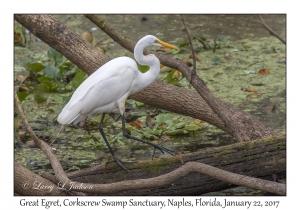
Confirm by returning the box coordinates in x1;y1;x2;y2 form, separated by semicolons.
200;37;207;41
111;132;124;143
71;69;87;88
179;42;190;48
166;129;188;136
26;62;45;72
17;92;30;102
174;122;185;129
130;111;148;117
58;65;67;76
211;57;221;65
165;69;180;85
33;83;50;103
37;76;50;83
47;47;63;67
125;99;136;105
137;63;149;73
155;113;171;125
152;128;162;135
175;83;185;87
44;66;60;79
135;101;144;107
41;80;58;91
142;130;158;140
131;130;142;139
50;94;63;103
185;124;201;131
170;49;181;55
218;35;231;41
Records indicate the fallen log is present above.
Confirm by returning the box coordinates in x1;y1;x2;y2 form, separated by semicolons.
66;134;286;195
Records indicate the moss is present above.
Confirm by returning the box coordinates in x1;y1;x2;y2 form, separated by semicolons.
140;157;177;173
247;141;256;150
213;147;236;158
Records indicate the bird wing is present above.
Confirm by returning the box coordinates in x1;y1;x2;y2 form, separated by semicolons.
70;57;137;104
58;57;139;124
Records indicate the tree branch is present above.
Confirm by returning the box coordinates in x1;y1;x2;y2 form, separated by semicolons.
84;14;277;141
14;14;279;142
15;91;285;195
181;14;197;87
14;162;67;196
259;15;286;44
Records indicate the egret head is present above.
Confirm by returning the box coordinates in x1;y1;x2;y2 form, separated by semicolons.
138;35;179;50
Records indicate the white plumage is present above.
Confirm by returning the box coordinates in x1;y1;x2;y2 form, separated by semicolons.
57;35;178;171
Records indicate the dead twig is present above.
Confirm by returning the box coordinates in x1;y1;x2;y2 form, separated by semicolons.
259;15;286;44
181;14;197;88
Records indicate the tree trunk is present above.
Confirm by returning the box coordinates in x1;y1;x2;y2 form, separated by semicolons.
14;14;278;142
64;135;286;195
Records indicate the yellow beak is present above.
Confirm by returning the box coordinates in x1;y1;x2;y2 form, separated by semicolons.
156;40;179;50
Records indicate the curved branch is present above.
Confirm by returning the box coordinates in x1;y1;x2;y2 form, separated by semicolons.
14;162;67;196
15;91;285;195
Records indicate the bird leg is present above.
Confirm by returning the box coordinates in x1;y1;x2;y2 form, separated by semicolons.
115;105;134;121
151;148;157;160
121;114;174;156
98;114;135;172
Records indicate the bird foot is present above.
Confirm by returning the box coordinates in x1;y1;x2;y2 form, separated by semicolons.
150;143;175;156
106;158;136;172
122;131;174;156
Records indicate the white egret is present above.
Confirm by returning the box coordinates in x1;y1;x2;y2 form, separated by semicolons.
57;35;178;171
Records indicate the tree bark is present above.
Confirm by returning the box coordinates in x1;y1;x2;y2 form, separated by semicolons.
14;162;67;196
14;14;278;142
66;134;286;195
85;14;278;142
18;135;284;196
14;89;286;196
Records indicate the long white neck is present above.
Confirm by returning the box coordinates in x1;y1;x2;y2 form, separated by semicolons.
133;39;160;91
